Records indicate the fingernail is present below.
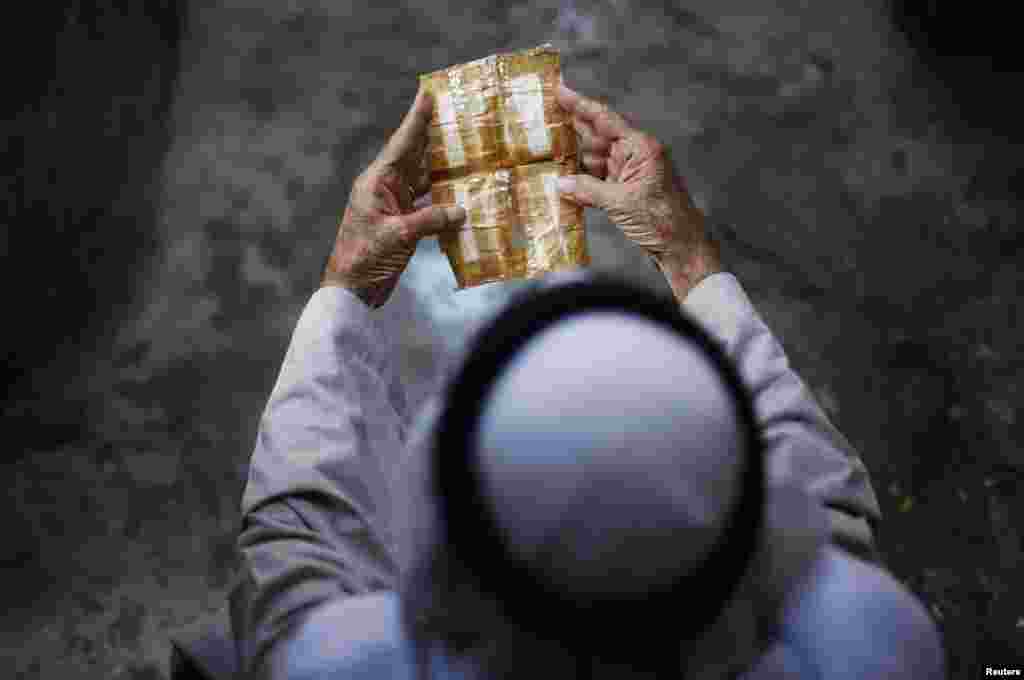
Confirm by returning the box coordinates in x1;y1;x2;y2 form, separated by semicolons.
556;176;575;193
445;206;467;224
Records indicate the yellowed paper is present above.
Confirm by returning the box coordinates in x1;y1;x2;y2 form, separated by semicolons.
419;44;588;290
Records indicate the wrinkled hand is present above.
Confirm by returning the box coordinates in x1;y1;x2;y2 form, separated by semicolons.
322;86;467;308
554;77;721;299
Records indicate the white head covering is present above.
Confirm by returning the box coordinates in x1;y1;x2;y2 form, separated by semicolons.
392;270;829;678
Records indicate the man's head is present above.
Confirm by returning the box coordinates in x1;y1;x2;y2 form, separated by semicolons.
474;309;745;596
396;272;768;677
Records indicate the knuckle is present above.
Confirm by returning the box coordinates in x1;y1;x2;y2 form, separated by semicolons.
595;108;615;126
641;134;664;156
355;169;380;193
587;97;610;117
395;219;417;247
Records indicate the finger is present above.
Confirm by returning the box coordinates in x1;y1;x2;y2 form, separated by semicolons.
557;80;633;141
572;114;612;154
412;192;433;211
376;85;433;168
585;101;637;143
555;174;621;211
411;148;432;196
608;139;632;180
398;204;467;243
580;151;608;180
554;77;577;115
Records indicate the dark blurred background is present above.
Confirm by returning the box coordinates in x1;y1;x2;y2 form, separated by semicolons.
2;1;1021;678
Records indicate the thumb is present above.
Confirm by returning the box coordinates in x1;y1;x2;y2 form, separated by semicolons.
555;174;619;210
400;204;468;240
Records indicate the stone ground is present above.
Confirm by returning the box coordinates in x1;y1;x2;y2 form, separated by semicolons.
3;1;1021;678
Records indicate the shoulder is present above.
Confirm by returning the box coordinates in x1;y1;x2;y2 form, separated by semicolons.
742;546;946;679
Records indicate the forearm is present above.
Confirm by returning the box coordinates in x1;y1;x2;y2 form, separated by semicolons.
239;285;409;531
234;286;410;674
678;271;883;563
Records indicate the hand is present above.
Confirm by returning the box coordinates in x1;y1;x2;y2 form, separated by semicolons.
554;78;722;299
322;86;467;308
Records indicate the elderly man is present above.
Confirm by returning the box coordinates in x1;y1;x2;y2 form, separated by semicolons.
206;78;944;679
